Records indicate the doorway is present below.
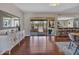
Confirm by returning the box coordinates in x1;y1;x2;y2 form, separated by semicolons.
30;17;55;36
30;18;47;36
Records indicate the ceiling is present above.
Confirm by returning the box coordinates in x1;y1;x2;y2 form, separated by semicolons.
0;10;18;18
14;3;79;13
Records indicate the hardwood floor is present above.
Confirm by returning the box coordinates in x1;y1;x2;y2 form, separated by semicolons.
4;36;64;55
55;36;70;42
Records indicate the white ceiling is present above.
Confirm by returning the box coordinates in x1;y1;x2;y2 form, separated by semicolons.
14;3;79;13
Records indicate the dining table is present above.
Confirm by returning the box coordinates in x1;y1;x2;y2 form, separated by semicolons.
69;32;79;41
70;32;79;36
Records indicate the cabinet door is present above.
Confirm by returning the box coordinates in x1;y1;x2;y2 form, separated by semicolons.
0;36;9;54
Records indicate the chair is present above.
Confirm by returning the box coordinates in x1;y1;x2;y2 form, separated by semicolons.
73;41;79;54
68;33;79;54
68;33;75;49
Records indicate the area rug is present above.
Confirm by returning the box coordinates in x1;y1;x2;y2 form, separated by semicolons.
56;42;77;55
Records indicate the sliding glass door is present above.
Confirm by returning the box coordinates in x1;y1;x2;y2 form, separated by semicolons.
30;17;55;36
30;20;47;36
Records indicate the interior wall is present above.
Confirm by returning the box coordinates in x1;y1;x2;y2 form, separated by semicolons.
24;13;31;36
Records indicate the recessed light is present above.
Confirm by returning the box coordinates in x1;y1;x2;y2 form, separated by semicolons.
49;3;60;7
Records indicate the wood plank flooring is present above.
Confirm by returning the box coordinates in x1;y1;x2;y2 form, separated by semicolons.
4;36;64;55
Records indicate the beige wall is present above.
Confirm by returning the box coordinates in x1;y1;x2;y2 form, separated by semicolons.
24;13;31;36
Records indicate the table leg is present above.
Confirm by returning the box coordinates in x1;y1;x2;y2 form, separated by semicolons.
9;50;11;55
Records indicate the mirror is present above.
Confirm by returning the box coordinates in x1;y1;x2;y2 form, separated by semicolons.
0;10;20;30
